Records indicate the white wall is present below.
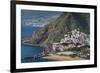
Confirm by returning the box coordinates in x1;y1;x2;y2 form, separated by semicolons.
0;0;99;73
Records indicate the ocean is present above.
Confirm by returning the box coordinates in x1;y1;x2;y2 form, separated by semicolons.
21;26;49;63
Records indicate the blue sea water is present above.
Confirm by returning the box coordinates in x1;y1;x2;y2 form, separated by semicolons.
21;26;38;37
21;26;49;63
21;45;49;63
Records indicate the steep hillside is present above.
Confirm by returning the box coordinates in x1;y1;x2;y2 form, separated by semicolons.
31;12;90;45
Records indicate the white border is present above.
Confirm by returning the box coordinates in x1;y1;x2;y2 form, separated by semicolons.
16;4;94;69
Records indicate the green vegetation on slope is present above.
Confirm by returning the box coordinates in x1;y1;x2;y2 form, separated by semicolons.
31;12;90;45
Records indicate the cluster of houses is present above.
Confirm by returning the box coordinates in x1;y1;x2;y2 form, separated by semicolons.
52;28;90;53
61;28;89;46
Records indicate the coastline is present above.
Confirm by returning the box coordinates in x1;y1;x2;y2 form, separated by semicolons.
42;54;83;61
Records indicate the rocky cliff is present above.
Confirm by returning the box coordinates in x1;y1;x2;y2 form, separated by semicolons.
30;12;90;45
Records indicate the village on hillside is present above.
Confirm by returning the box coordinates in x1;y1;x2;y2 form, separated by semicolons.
42;28;90;61
52;28;90;52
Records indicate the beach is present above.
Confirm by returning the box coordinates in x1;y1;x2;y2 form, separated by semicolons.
42;54;83;61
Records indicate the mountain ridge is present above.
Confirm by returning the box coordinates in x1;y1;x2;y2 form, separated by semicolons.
30;12;90;45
